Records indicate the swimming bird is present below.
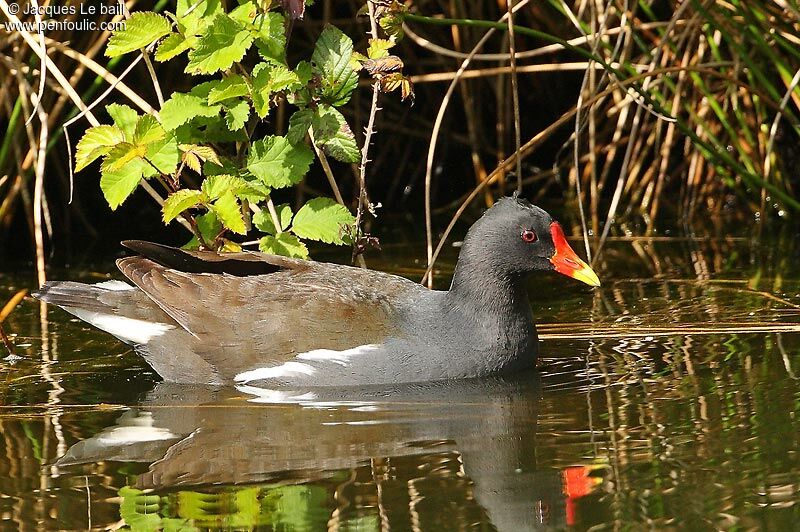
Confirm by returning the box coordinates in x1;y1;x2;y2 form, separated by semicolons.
33;196;599;387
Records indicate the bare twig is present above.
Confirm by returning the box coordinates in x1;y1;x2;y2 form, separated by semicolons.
353;1;381;268
309;129;345;206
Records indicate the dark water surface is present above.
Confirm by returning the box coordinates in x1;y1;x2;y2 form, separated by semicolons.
1;231;799;530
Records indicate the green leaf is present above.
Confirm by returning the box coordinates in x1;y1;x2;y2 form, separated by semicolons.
246;136;313;189
286;108;314;145
313;107;360;163
106;104;139;140
250;62;274;118
144;132;180;176
253;12;287;63
367;38;394;59
75;125;125;172
201;174;264;201
312;26;359;106
259;233;308;259
210;190;246;234
225;100;250;131
186;14;254;75
106;12;171;57
175;0;222;37
310;106;341;142
163;189;206;223
228;2;257;25
101;142;147;172
100;158;147;210
292;197;355;244
253;204;293;234
250;63;303;118
133;114;165;146
160;92;222;131
270;64;303;92
179;144;222;167
155;33;193;61
208;74;249;104
183;211;222;249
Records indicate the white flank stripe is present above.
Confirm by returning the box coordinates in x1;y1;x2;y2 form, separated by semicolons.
296;344;380;366
67;308;172;345
235;385;318;403
234;361;317;383
95;280;135;291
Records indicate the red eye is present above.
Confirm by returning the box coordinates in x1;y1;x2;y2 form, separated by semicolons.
521;229;537;243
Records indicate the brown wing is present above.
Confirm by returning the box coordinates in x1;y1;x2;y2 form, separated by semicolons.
117;253;418;380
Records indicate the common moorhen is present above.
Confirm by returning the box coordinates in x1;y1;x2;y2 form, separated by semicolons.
33;197;599;387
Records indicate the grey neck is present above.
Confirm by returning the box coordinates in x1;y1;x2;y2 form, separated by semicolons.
445;250;531;320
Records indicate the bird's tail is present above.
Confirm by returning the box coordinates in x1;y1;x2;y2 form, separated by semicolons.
32;280;175;345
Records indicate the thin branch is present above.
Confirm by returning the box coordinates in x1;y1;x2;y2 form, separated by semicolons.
309;129;345;205
352;1;381;268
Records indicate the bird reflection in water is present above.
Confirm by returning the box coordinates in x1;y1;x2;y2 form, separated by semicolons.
56;374;604;530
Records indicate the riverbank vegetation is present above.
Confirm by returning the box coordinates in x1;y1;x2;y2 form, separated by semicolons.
1;0;798;274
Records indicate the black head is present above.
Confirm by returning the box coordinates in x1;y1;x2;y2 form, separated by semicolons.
458;196;600;286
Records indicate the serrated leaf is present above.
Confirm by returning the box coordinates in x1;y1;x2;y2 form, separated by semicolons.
189;81;217;100
253;204;293;234
201;174;264;201
312;26;359;106
246;136;313;189
294;60;313;84
292;197;355;244
75;125;125;172
210;190;246;234
106;104;139;140
160;92;222;131
225;100;250;131
253;12;286;63
100;158;147;210
186;14;253;75
269;64;302;92
133;114;165;145
163;189;206;223
208;75;249;104
155;33;192;61
251;63;303;118
183;151;201;173
203;156;238;176
313;106;360;163
378;6;407;41
228;3;257;25
251;63;275;118
286;108;314;145
367;38;393;59
179;144;221;166
144;132;180;176
259;233;308;258
106;12;171;57
310;106;341;142
102;142;147;172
